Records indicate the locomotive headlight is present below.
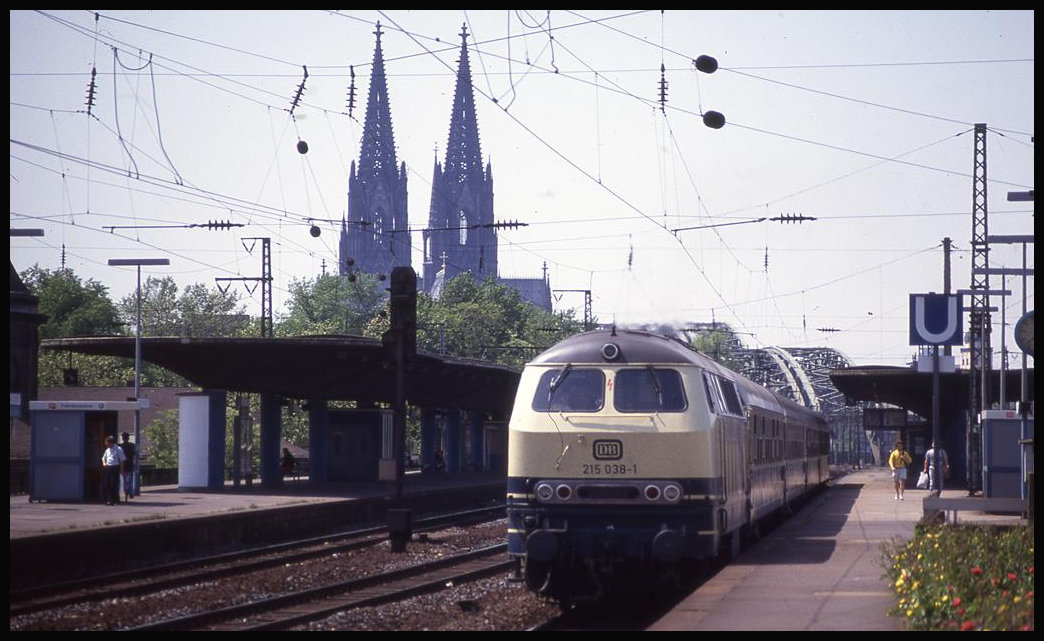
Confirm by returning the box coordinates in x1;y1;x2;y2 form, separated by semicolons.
556;484;573;500
644;484;661;501
535;482;554;502
663;484;682;502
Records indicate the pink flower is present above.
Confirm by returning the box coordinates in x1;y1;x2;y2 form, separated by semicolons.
961;620;977;631
952;597;962;607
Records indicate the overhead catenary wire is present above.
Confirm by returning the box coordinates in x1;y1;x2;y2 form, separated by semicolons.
12;11;1033;364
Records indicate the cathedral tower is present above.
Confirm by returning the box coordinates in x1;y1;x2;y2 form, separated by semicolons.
340;23;410;278
423;25;496;289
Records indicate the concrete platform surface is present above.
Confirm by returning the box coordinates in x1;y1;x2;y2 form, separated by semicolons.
10;471;502;540
648;468;1026;631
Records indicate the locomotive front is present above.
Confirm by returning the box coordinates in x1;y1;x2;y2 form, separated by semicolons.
506;329;722;603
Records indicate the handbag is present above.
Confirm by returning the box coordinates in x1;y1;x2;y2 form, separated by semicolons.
916;471;929;490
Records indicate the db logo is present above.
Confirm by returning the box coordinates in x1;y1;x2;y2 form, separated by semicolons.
593;439;622;460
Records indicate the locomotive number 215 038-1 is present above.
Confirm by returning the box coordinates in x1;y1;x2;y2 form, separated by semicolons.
582;463;638;475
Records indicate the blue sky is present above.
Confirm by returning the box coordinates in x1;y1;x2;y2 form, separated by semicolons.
10;10;1034;368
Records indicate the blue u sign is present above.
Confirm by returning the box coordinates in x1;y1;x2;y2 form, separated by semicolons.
909;293;962;346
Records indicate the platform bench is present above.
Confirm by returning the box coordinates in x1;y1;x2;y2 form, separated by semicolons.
922;496;1027;524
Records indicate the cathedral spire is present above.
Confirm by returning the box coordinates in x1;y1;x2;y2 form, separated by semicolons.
342;21;410;277
423;24;495;289
443;24;484;185
358;22;398;186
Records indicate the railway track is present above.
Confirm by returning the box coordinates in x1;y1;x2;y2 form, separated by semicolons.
10;504;505;620
133;543;511;631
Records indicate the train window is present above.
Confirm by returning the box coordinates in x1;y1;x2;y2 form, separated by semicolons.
703;374;718;413
719;379;743;415
531;368;605;412
613;368;687;412
702;372;743;417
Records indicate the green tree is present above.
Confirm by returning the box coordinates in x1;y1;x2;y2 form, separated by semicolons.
686;327;744;371
277;272;387;336
115;276;250;387
414;273;585;368
142;408;180;468
21;265;133;387
118;276;249;339
21;266;123;339
177;281;252;337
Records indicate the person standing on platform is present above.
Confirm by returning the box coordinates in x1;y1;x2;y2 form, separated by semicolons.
119;432;138;501
101;435;126;506
280;447;296;479
923;441;950;492
888;439;913;501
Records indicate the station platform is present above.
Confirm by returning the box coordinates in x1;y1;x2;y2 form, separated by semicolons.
10;470;504;539
9;471;505;591
648;467;1027;631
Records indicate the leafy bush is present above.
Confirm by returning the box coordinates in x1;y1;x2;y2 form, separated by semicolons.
882;523;1034;630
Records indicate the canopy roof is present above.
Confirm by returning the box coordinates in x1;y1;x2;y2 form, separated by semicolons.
42;336;521;416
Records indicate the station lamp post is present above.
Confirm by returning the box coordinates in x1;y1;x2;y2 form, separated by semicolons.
108;258;170;496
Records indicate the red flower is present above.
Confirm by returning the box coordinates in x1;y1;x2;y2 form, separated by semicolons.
961;620;977;631
970;566;983;575
952;597;962;607
1007;572;1017;581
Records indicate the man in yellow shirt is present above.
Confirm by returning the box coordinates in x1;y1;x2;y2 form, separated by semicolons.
888;440;913;501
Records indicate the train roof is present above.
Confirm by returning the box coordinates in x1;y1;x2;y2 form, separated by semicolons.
531;328;708;366
531;329;827;426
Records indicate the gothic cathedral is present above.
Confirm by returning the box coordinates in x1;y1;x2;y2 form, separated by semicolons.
339;24;550;311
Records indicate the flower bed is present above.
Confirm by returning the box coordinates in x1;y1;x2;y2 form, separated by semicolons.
883;523;1033;631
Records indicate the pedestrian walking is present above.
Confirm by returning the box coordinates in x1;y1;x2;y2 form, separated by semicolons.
923;441;950;492
888;439;913;501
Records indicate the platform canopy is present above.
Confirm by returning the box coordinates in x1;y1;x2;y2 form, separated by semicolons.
42;336;521;416
829;365;1033;420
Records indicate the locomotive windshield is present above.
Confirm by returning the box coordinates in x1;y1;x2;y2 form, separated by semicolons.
532;367;605;412
613;367;687;412
530;367;688;413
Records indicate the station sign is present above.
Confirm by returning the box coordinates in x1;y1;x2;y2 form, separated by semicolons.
909;293;962;346
29;400;145;411
863;407;908;430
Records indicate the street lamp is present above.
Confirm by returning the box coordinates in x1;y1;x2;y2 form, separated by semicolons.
108;257;170;497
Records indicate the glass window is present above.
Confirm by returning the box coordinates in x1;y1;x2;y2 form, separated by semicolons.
703;373;718;413
614;368;687;412
531;368;605;412
702;372;744;416
719;378;743;415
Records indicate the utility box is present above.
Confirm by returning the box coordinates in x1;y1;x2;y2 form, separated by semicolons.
981;409;1034;500
28;400;140;503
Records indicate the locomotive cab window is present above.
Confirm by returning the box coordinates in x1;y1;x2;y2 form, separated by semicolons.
532;367;605;412
613;367;686;412
703;372;744;416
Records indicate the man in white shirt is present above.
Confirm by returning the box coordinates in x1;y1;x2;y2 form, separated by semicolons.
923;441;950;492
101;435;126;506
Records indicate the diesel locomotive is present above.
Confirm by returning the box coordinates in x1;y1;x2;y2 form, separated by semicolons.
506;327;830;603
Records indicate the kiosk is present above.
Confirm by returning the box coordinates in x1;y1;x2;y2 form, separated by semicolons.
29;400;142;503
